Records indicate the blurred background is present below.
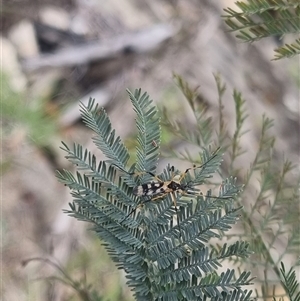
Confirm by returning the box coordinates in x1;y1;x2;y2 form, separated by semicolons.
1;0;299;300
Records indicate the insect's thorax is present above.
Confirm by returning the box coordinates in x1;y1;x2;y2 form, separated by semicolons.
167;180;182;191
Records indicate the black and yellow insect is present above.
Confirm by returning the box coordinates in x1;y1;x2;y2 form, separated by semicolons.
130;167;197;236
113;147;222;235
131;147;221;201
132;167;195;200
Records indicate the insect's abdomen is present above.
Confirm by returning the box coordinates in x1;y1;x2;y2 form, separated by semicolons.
133;182;165;196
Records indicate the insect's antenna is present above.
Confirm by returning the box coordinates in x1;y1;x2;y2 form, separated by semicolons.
193;146;221;171
110;163;135;175
179;147;221;181
183;183;234;201
110;163;158;179
169;166;176;180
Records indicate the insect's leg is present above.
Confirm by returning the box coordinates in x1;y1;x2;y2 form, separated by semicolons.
121;198;146;222
152;190;182;237
122;204;141;222
121;207;137;222
141;192;182;237
122;194;165;223
170;192;182;237
150;192;168;201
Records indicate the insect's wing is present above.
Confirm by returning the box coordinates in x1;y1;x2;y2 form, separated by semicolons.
133;182;165;196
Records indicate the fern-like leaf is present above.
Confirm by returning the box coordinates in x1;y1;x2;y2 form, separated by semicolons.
80;98;130;168
273;38;300;60
279;262;300;301
223;0;300;60
127;88;161;176
58;89;254;301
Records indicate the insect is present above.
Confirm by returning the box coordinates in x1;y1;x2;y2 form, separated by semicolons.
131;147;221;200
132;167;194;201
112;148;224;235
130;167;195;236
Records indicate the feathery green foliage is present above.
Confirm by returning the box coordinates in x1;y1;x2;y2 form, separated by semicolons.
274;38;300;60
163;74;300;301
223;0;300;60
57;89;254;301
279;262;300;301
